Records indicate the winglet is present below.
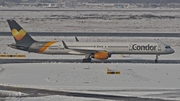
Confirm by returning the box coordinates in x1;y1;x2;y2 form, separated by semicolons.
75;36;79;42
62;40;69;49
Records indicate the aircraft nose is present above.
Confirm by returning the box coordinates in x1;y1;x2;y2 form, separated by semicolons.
171;48;175;53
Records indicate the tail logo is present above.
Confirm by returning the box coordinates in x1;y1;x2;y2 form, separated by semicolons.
11;29;26;40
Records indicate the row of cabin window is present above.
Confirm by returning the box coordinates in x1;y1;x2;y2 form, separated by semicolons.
41;46;128;48
68;46;128;48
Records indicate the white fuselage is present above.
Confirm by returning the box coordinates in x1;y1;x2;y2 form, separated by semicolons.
29;41;174;55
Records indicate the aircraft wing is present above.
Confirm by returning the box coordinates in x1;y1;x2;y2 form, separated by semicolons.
62;41;106;54
67;48;106;54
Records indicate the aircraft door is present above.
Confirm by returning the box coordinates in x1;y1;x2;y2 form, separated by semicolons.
158;45;161;51
59;45;61;49
129;44;132;51
59;45;64;50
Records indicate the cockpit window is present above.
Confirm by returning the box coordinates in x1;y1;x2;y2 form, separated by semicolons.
165;46;171;48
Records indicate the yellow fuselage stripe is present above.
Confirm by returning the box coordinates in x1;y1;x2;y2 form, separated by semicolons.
38;42;56;53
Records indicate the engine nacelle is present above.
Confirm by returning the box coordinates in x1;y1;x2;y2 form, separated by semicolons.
91;52;111;60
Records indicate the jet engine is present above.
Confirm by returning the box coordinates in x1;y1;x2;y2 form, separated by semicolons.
91;52;111;60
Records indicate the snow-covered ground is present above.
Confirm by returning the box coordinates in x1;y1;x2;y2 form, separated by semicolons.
0;63;180;100
0;8;180;33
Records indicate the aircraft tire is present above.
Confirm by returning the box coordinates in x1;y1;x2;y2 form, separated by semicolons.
82;58;91;63
155;59;158;63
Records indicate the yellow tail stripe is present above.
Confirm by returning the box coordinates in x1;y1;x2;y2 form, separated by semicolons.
38;42;56;53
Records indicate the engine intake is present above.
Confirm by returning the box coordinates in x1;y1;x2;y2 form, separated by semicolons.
91;52;111;60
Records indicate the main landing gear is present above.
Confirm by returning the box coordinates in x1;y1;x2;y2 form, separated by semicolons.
82;54;92;62
82;58;91;62
155;54;159;63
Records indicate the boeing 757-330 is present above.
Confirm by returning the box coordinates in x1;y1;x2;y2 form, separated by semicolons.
7;20;174;63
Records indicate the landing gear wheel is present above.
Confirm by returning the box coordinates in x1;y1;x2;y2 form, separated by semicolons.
155;59;158;63
155;55;159;63
82;58;91;62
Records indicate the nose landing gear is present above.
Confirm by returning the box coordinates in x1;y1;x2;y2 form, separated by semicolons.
155;54;159;63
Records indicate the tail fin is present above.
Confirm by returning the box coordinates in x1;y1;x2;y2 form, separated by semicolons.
7;20;36;45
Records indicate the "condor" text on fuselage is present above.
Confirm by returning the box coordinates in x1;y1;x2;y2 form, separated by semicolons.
132;44;157;51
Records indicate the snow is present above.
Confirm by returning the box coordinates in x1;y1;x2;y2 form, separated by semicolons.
5;95;105;101
1;8;180;33
0;90;28;97
0;63;180;100
1;63;180;89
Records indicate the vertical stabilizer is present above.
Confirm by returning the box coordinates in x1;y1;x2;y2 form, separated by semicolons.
7;20;36;45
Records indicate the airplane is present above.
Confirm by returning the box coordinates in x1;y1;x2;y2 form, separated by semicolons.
7;20;174;63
